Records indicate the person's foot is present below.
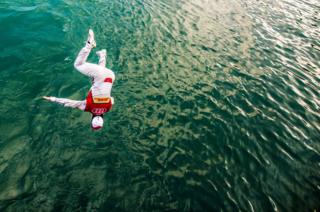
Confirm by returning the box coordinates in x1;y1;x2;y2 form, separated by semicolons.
86;29;96;48
96;49;107;58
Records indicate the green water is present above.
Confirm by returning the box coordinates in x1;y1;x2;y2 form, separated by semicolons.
0;0;319;211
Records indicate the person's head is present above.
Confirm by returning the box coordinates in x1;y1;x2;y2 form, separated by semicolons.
91;115;104;130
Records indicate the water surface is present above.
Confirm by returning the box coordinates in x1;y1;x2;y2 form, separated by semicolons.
0;0;319;211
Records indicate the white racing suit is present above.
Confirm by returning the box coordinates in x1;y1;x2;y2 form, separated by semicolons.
47;45;115;113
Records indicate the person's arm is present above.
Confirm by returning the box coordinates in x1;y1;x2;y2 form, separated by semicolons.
43;96;86;110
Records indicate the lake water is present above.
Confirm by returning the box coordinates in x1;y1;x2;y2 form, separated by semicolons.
0;0;319;211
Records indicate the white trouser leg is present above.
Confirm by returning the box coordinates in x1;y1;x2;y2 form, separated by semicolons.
74;46;91;68
98;55;106;67
74;46;105;79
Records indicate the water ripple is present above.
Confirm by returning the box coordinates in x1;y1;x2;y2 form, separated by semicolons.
0;0;320;211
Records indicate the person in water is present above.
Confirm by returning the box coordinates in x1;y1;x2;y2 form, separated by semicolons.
43;29;115;130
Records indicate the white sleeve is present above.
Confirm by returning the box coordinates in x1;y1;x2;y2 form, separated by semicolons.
47;97;86;110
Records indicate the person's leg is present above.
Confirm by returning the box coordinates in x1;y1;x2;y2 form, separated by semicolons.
96;49;106;67
74;29;102;78
74;46;91;68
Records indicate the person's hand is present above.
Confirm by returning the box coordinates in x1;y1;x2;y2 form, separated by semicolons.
42;96;52;101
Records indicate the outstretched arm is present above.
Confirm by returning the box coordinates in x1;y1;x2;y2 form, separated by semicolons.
43;96;86;111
